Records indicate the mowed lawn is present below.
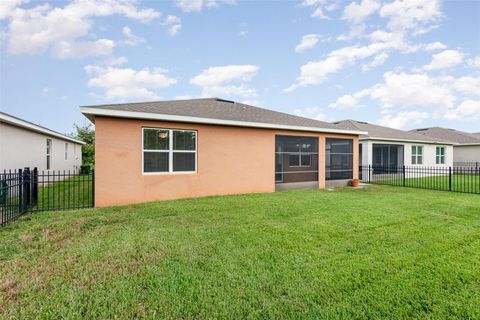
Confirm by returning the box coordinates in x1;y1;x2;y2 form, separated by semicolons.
375;173;480;194
1;186;479;319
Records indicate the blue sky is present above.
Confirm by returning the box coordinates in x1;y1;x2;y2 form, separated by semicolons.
1;0;479;134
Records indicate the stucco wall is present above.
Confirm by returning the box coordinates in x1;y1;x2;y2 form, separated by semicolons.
361;140;453;167
94;116;359;207
0;122;82;171
453;145;480;163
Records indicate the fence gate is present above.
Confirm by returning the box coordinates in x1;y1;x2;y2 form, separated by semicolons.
0;167;94;227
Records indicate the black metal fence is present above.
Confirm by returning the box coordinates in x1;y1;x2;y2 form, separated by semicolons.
360;165;480;194
1;168;94;227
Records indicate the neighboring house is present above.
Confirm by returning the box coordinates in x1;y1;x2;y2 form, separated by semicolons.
0;112;84;171
80;98;365;207
333;120;454;169
411;127;480;165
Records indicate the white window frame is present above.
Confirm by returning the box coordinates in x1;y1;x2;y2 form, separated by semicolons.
411;145;423;165
436;146;445;165
65;142;68;160
142;127;197;175
46;139;52;170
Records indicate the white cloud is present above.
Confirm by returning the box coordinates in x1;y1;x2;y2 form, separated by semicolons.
329;88;370;109
328;71;480;124
369;72;455;110
285;41;400;91
342;0;380;24
292;107;328;121
302;0;338;19
362;52;389;71
122;26;145;46
295;34;319;53
448;76;480;97
377;111;429;129
467;56;480;69
423;49;464;70
2;0;161;59
445;100;480;121
424;41;447;51
85;65;177;100
379;0;442;32
190;65;259;98
174;0;235;12
162;15;181;36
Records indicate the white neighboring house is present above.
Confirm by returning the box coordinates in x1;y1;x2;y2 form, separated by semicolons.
411;127;480;166
333;120;454;174
0;112;84;172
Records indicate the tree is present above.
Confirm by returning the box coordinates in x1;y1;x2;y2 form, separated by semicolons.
71;123;95;167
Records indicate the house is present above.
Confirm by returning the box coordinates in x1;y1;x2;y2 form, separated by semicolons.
0;111;84;172
80;98;365;207
410;127;480;166
332;120;454;170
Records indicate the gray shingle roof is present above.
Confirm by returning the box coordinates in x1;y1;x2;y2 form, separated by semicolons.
410;127;480;145
81;98;355;133
333;120;452;144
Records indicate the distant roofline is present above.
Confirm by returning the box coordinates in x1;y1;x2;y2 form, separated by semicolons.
410;126;480;145
360;136;455;145
334;119;454;145
80;106;367;136
0;111;85;145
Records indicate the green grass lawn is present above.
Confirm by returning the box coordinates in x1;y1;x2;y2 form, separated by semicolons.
1;186;479;319
371;173;480;194
36;174;93;210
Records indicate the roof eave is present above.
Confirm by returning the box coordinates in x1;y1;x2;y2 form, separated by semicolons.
360;136;454;145
80;107;367;136
0;112;86;145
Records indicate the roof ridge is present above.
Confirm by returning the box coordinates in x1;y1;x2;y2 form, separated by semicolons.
79;97;216;108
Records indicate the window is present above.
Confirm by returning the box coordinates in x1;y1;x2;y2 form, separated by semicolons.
288;154;311;167
411;145;423;165
143;128;197;173
65;143;68;160
436;146;445;164
46;139;52;170
326;138;353;180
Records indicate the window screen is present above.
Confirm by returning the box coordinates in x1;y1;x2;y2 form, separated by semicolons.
326;138;353;180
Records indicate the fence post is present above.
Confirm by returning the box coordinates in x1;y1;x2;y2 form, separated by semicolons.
92;169;95;208
368;165;371;184
32;167;38;205
402;165;406;187
24;167;30;209
18;168;23;213
449;166;452;192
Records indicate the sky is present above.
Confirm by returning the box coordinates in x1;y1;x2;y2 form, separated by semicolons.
0;0;479;135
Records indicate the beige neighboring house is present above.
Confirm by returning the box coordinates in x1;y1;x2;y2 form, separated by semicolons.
411;127;480;165
0;111;84;172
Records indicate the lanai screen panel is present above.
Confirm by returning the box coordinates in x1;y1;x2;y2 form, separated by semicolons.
275;135;319;184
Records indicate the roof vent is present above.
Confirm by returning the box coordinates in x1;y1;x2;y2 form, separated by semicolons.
215;98;235;104
355;121;368;124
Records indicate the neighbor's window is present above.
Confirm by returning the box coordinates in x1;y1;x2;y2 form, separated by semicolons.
326;138;353;180
411;145;423;165
436;146;445;164
65;143;68;160
46;139;52;170
143;128;197;173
